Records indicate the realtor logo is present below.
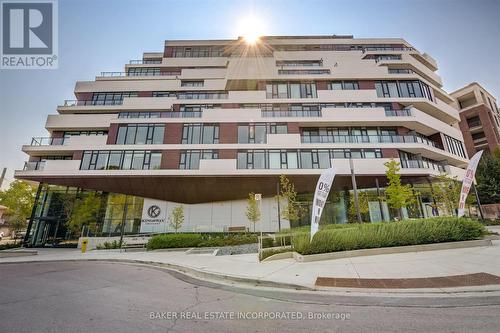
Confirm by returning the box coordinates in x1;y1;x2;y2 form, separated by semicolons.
1;1;58;69
147;205;161;218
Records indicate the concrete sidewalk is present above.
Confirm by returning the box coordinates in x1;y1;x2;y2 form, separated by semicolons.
1;238;499;295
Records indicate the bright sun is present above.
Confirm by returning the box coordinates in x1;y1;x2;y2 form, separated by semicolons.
237;16;266;45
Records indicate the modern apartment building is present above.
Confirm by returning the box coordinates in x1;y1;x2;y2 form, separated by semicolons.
451;82;500;156
15;35;470;247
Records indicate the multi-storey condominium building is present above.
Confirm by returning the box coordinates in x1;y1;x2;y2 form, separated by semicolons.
451;82;500;157
15;35;470;247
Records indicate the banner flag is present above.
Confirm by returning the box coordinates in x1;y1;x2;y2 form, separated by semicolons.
457;150;483;217
311;167;336;241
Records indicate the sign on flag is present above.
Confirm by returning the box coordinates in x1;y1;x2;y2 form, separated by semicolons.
457;150;483;217
310;167;336;241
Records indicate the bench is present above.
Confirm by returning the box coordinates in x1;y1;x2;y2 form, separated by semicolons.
227;226;248;233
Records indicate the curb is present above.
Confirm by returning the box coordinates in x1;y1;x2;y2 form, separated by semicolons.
0;258;314;291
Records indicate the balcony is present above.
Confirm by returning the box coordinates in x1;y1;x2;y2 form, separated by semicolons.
400;159;446;173
384;109;412;117
261;110;322;117
61;99;123;106
23;161;46;171
117;111;202;119
99;71;180;77
129;59;162;64
300;134;438;148
30;137;66;146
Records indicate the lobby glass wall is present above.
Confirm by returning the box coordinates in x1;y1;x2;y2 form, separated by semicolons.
25;184;144;247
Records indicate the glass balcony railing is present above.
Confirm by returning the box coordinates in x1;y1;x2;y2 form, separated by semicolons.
23;161;46;171
129;59;162;64
261;110;322;117
30;137;66;146
99;71;180;77
400;159;446;172
384;109;413;117
300;134;438;148
62;99;124;106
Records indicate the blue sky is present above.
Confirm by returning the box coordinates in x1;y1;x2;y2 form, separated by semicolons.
0;0;499;188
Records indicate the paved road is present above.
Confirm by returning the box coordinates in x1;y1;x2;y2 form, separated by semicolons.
0;261;499;333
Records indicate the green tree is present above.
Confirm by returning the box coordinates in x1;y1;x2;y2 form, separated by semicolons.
67;192;101;236
169;205;184;233
245;193;261;232
384;159;415;220
348;191;370;223
0;180;36;236
476;148;500;204
431;173;461;216
277;175;301;223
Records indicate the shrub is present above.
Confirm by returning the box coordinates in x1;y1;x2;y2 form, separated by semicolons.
96;240;122;250
147;234;203;250
146;233;258;250
292;217;486;255
259;247;292;261
0;243;21;251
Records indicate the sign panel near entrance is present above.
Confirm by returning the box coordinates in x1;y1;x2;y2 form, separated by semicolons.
140;198;168;233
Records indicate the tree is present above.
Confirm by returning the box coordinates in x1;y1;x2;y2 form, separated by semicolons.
431;173;461;216
0;180;36;236
169;205;184;233
384;159;415;220
348;191;369;223
277;175;301;223
476;148;500;204
67;192;101;236
245;193;261;232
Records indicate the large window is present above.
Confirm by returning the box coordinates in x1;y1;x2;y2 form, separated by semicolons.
278;69;330;75
266;82;317;99
444;135;466;158
63;131;107;143
181;124;219;144
237;123;287;143
171;46;224;58
80;150;162;170
301;127;398;143
116;124;165;145
179;150;218;169
375;80;433;101
237;149;382;169
126;67;160;76
91;92;138;105
181;80;204;87
118;112;161;119
276;60;323;67
327;81;359;90
399;151;445;172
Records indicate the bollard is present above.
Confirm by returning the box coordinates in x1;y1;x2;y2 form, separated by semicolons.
81;238;88;253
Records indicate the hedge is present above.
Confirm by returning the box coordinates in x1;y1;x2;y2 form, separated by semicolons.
292;217;486;255
146;233;258;250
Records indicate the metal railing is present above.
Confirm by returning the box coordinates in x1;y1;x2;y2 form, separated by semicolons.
129;59;162;64
400;159;446;172
163;111;202;118
30;137;66;146
261;110;322;117
62;99;124;106
300;134;438;148
99;71;179;77
23;161;46;171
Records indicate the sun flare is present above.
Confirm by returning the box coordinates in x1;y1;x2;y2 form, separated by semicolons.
237;16;266;45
